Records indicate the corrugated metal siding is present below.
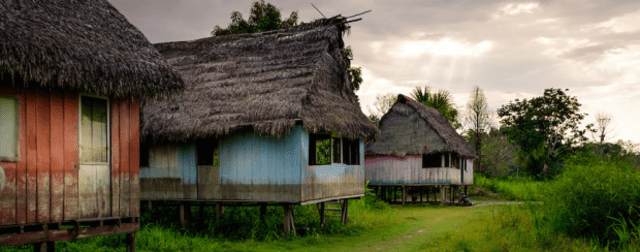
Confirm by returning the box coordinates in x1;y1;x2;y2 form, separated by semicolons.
300;132;365;202
218;126;303;202
0;86;139;226
365;155;464;184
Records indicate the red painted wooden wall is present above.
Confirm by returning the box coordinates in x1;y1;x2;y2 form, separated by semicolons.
0;86;140;226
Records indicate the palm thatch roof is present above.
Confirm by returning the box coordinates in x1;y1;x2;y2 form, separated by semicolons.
366;94;476;158
0;0;184;98
142;17;379;142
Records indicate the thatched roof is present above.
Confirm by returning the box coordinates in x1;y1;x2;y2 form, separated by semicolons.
142;17;379;142
0;0;184;98
366;94;476;158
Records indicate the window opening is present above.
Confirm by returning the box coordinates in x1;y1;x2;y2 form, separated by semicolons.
422;153;441;168
195;137;219;166
444;153;450;168
451;153;460;169
0;97;18;160
332;138;341;163
80;96;108;163
343;138;360;165
140;142;150;167
309;134;331;165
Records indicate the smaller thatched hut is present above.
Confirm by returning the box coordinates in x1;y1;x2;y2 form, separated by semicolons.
0;1;183;250
365;95;476;206
140;16;378;236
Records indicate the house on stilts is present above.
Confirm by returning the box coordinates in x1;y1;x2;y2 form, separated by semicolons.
365;95;476;206
140;17;379;236
0;1;184;250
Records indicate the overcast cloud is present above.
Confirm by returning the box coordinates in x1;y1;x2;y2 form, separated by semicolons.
109;0;640;144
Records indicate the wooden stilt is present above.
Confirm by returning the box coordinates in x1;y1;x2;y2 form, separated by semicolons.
393;186;397;203
199;204;205;230
441;186;445;206
125;232;136;252
426;187;430;202
260;203;267;223
420;187;423;203
465;185;468;196
318;202;325;226
179;203;186;228
33;241;54;252
450;186;453;206
283;205;292;237
402;186;406;206
377;185;382;200
216;203;223;222
341;199;349;224
148;200;153;211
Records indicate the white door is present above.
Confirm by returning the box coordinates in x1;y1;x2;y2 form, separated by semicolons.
79;95;111;218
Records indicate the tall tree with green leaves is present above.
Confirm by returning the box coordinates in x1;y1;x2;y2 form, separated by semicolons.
464;86;492;173
212;1;362;92
498;88;594;177
368;93;397;125
411;86;461;129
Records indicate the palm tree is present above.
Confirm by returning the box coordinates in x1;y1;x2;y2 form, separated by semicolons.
411;86;461;129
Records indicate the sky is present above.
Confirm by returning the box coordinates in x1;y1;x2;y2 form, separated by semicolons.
109;0;640;144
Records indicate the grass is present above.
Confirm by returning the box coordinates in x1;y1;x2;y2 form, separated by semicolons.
471;173;545;201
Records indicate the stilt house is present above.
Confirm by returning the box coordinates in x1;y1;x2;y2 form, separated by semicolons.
140;17;378;234
0;1;184;250
365;95;476;205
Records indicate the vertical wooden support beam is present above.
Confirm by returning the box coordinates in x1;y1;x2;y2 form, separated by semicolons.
179;202;186;228
450;186;453;206
216;203;223;222
465;186;468;196
401;186;406;206
317;202;325;226
125;232;136;252
260;203;267;223
441;186;445;206
341;200;349;224
33;241;54;252
147;201;152;211
377;186;381;200
426;187;430;202
393;186;397;203
283;204;292;237
420;187;423;203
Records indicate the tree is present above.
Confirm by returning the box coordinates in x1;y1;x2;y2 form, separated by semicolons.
464;86;492;173
592;112;615;145
368;93;397;125
211;1;362;92
411;86;461;129
477;128;517;177
497;88;594;177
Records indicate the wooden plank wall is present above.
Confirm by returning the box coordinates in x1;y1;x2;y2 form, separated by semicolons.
364;155;463;185
300;135;366;202
0;86;140;226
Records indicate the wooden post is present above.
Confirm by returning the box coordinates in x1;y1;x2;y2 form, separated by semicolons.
377;185;381;200
341;199;349;224
420;187;423;203
426;187;430;202
441;186;445;206
125;232;136;252
465;185;468;196
317;202;325;226
260;203;267;223
179;202;186;228
283;205;293;237
450;186;454;206
216;203;223;222
33;241;55;252
393;186;397;203
401;186;406;206
148;200;153;211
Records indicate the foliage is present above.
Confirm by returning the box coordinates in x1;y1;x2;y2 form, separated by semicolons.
211;0;298;36
471;173;545;201
498;88;594;177
472;128;517;177
464;86;493;172
411;86;461;129
543;152;640;248
592;111;615;145
368;93;397;125
315;139;331;165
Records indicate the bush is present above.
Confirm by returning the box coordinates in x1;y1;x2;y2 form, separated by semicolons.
543;158;640;248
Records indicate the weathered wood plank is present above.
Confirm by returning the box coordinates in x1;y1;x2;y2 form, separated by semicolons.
119;99;130;217
129;98;140;217
49;91;65;222
78;164;97;218
35;91;51;223
25;89;37;223
63;92;79;220
110;100;120;217
16;88;27;224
